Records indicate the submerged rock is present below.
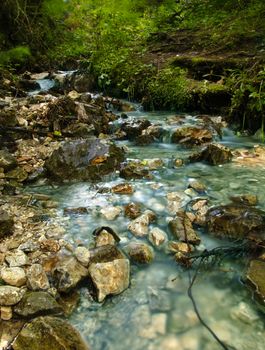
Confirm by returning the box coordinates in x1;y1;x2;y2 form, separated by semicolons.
100;206;122;220
14;291;62;318
168;211;201;245
93;227;120;247
45;139;124;181
124;242;154;264
230;194;258;206
148;228;167;247
124;202;141;219
206;204;265;239
12;316;89;350
89;258;130;302
246;260;265;309
112;183;134;194
190;143;232;165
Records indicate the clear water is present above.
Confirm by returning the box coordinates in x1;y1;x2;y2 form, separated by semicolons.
28;78;55;95
28;108;265;350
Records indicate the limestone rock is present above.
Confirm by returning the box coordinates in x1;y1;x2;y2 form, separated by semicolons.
124;242;154;264
53;256;88;292
124;202;141;219
0;150;17;171
14;291;62;318
0;286;25;306
45;139;124;181
100;206;122;220
74;246;91;266
168;211;201;245
149;228;167;247
89;259;130;302
171;126;213;145
206;205;265;239
5;250;28;267
27;264;50;291
190;143;232;165
12;316;89;350
1;267;26;287
128;210;156;237
246;260;265;308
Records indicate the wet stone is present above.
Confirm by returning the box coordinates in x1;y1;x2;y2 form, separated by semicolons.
124;202;141;219
246;260;265;308
100;206;122;220
12;316;90;350
27;264;50;291
14;291;62;318
148;289;171;312
171;126;213;145
128;210;156;237
190;143;232;165
148;228;167;247
0;286;25;306
89;258;130;302
74;246;91;266
5;250;28;267
89;245;125;264
168;211;201;245
230;194;258;206
124;242;154;264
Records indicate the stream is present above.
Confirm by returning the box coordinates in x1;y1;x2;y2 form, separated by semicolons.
26;81;265;350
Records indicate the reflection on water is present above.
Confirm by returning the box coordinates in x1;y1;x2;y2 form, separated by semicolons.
28;109;265;350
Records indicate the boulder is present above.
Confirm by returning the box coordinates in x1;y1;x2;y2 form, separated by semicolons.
120;119;151;140
12;316;89;350
0;286;25;306
1;267;26;287
189;143;232;165
52;256;88;292
14;291;62;318
206;204;265;239
124;202;141;219
120;162;150;180
27;264;50;291
168;211;201;245
124;242;154;264
171;126;213;145
18;79;40;91
246;260;265;308
45;139;124;181
0;210;14;239
230;194;258;206
88;258;130;302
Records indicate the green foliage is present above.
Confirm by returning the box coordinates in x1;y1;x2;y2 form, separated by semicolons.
0;46;31;66
147;66;190;109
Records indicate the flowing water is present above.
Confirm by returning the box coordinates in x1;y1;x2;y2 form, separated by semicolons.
28;103;265;350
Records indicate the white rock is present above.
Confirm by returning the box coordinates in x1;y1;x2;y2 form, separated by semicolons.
74;246;90;266
149;228;167;247
1;267;26;287
5;250;28;267
0;286;25;306
100;206;122;220
128;210;155;237
89;259;130;302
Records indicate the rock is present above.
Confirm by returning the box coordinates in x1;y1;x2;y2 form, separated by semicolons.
93;226;120;245
168;211;201;245
27;264;50;291
148;289;171;312
124;202;141;219
0;306;12;320
167;241;193;254
74;246;91;266
145;158;164;170
246;260;265;308
0;210;14;238
167;192;190;215
112;183;134;194
120;162;150;180
171;126;213;145
231;301;259;324
100;206;122;220
124;242;154;264
149;228;167;247
63;207;88;215
128;210;156;237
18;79;40;91
120;119;151;140
30;72;50;80
45;139;124;181
206;205;265;239
5;167;28;182
88;259;130;302
14;291;62;318
5;250;28;267
188;180;206;193
12;316;89;350
230;194;258;206
73;73;96;93
40;239;60;253
57;290;80;317
89;245;124;263
0;286;25;306
190;143;232;165
1;267;26;287
140;313;167;339
0;150;17;171
53;257;88;292
135;134;154;145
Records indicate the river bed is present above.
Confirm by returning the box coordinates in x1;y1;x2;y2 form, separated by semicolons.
27;103;265;350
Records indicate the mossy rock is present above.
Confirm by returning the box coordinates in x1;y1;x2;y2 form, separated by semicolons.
12;316;89;350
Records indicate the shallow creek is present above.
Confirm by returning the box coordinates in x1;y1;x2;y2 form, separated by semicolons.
28;105;265;350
